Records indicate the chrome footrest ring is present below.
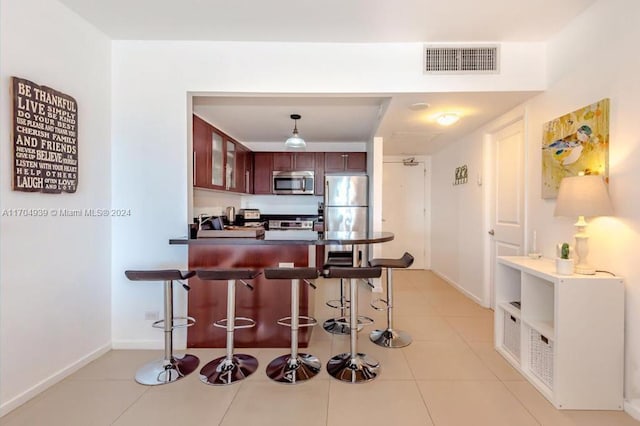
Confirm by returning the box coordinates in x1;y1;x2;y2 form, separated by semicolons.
370;298;389;311
277;315;318;328
325;298;349;310
213;316;256;329
334;315;375;327
152;316;197;329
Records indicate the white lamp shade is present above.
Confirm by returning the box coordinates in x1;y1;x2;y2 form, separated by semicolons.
285;134;306;149
554;175;613;217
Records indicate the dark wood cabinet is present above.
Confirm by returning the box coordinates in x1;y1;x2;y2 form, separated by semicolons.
192;115;252;193
272;153;293;171
188;244;312;348
314;152;325;196
253;152;273;194
272;152;315;171
241;147;254;194
293;152;315;170
253;151;364;195
235;145;252;194
193;115;211;188
324;152;367;173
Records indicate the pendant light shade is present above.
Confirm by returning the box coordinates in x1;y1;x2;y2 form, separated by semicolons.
285;114;306;150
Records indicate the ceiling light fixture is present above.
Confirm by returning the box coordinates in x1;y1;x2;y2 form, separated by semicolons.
436;113;460;126
409;102;431;111
285;114;306;150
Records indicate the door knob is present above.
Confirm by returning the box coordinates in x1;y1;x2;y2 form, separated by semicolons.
488;229;495;236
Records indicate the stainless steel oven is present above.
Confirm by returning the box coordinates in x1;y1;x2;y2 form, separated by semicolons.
272;171;315;195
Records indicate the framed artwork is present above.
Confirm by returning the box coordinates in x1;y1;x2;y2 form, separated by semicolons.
541;98;609;199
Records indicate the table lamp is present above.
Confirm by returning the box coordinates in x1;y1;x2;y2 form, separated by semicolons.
554;174;613;274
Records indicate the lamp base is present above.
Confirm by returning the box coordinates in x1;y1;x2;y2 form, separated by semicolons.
575;263;596;275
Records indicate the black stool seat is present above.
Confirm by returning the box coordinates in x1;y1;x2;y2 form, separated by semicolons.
324;266;381;279
264;267;319;280
125;270;195;281
196;269;260;281
369;252;414;269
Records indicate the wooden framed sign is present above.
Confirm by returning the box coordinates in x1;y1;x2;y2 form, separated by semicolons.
12;77;78;193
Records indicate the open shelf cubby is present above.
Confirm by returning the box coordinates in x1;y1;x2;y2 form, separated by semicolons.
494;256;624;410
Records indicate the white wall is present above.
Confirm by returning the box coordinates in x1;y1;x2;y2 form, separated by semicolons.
431;133;485;304
529;0;640;409
111;40;547;348
431;0;640;411
0;0;111;415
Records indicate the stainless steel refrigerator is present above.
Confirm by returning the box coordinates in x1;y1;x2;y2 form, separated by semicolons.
324;174;368;264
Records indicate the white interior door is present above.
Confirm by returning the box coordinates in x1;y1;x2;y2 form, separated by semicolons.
488;120;525;308
382;161;426;269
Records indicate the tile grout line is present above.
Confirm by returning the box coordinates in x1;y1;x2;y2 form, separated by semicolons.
109;384;150;425
217;381;243;426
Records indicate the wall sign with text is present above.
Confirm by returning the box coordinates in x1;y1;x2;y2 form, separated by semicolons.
12;77;78;193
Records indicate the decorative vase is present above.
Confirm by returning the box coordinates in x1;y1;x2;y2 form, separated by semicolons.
555;258;574;275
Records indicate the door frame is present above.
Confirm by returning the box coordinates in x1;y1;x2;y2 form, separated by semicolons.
483;111;528;309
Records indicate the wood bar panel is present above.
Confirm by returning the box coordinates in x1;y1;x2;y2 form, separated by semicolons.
187;244;312;348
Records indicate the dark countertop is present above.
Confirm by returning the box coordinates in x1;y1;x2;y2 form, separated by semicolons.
170;231;394;246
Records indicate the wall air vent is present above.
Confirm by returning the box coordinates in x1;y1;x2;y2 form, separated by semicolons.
424;45;499;73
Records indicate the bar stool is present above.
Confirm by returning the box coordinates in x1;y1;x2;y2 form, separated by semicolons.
264;267;321;384
124;269;200;385
324;266;382;383
322;251;363;335
369;252;415;348
196;269;260;385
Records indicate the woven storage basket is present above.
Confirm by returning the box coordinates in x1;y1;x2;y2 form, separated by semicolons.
503;311;521;361
530;328;554;389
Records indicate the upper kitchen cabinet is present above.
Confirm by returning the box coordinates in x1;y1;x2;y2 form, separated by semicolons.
192;115;252;193
253;152;273;194
272;152;315;171
193;115;211;188
324;152;367;172
237;145;253;194
315;153;325;196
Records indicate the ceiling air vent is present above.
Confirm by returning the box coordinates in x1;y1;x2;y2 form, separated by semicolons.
424;45;499;73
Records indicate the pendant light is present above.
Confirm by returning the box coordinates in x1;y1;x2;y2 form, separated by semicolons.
285;114;306;150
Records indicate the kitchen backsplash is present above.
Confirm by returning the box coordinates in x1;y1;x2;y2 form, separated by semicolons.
193;188;321;216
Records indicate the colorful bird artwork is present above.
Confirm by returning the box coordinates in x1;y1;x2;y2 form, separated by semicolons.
541;99;609;199
543;125;592;166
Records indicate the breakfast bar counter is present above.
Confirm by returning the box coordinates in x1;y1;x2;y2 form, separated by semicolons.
170;232;393;348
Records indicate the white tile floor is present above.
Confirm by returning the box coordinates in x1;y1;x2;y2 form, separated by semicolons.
3;270;639;426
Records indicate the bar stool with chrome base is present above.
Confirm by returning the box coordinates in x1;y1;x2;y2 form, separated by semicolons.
322;251;352;335
323;251;369;335
196;269;261;385
124;269;200;385
369;252;415;348
264;267;321;384
324;266;382;383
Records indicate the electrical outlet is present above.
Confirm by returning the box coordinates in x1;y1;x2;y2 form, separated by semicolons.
145;311;159;321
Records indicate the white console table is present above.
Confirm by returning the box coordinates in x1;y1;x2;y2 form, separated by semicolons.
494;256;624;410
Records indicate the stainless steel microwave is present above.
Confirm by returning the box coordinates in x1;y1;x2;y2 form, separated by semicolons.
272;171;315;195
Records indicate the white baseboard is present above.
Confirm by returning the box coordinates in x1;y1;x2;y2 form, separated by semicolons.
624;399;640;421
431;269;489;308
0;342;111;418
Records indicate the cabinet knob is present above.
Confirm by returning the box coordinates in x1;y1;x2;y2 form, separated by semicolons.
488;229;495;236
